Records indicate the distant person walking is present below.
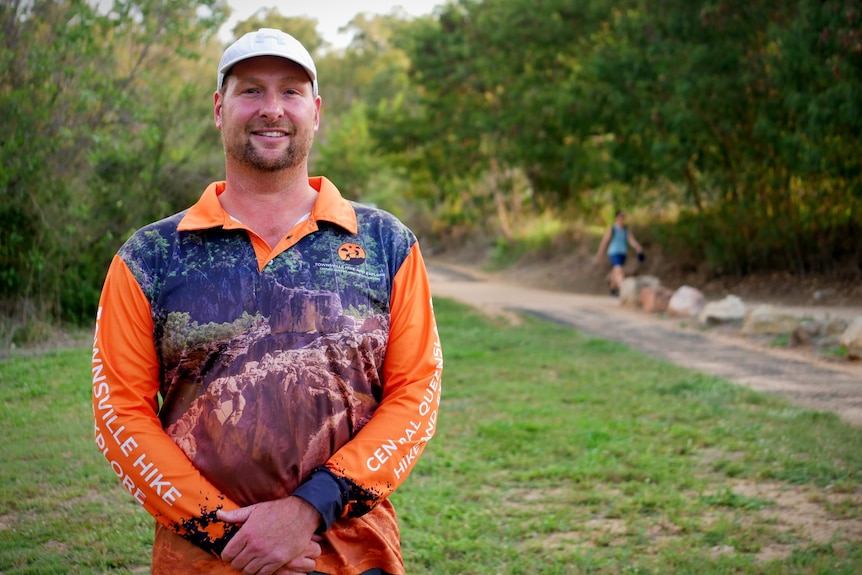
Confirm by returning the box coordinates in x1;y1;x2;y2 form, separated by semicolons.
595;210;644;296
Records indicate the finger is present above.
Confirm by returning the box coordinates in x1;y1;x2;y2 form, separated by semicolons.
304;540;321;559
283;547;319;570
283;555;317;572
221;536;252;571
220;534;246;564
261;557;298;575
282;541;320;572
218;505;254;524
241;556;269;575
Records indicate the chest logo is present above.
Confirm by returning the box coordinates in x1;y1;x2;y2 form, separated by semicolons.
338;243;367;265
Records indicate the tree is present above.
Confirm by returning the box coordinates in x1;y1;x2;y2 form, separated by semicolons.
0;0;227;345
592;0;861;275
228;9;323;52
316;10;431;214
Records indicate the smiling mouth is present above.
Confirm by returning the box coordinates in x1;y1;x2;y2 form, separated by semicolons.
254;130;287;138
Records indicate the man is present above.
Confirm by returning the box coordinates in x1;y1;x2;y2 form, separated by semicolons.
91;28;443;575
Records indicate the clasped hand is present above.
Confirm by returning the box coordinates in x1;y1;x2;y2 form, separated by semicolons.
218;496;323;575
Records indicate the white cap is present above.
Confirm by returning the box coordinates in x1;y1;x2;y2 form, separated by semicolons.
218;28;318;95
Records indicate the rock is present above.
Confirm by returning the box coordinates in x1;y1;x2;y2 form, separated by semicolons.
640;285;673;313
791;320;820;346
619;278;638;306
820;318;848;350
164;305;390;504
269;285;344;334
812;288;836;302
825;318;849;337
699;295;746;326
741;305;799;335
668;285;706;318
619;275;660;308
839;317;862;360
791;318;848;349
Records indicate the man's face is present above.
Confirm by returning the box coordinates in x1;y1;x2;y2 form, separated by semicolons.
214;56;321;172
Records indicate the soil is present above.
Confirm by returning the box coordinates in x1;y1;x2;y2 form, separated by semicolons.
426;247;862;426
430;240;862;308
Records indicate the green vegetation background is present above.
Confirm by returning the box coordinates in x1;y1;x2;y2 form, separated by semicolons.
2;0;861;349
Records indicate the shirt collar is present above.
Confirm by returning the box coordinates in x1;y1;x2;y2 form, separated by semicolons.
177;176;358;235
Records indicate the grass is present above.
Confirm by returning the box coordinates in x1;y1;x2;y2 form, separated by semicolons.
0;347;152;573
2;298;861;574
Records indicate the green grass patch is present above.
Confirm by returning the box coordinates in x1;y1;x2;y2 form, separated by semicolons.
0;348;152;574
395;299;862;574
2;299;861;573
823;346;849;358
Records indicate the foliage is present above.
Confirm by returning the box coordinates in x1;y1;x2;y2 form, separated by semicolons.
0;0;227;339
161;311;263;365
590;0;862;276
3;0;862;345
393;0;862;276
228;10;323;53
315;10;431;218
314;101;378;199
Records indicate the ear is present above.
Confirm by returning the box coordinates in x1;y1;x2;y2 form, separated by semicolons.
213;90;224;130
312;94;322;132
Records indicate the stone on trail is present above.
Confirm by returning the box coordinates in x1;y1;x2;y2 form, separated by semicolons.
640;285;673;313
667;285;706;318
619;275;660;308
699;295;746;326
741;304;800;335
792;318;848;349
839;316;862;360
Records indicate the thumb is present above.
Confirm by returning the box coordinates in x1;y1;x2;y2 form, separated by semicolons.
217;504;254;524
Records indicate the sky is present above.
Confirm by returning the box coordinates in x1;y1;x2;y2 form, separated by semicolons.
220;0;443;47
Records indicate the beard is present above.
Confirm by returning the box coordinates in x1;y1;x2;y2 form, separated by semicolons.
222;123;314;172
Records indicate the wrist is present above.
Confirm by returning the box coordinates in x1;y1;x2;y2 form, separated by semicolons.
292;468;348;531
290;495;323;534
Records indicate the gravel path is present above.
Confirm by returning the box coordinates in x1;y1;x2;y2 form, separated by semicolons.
428;261;862;427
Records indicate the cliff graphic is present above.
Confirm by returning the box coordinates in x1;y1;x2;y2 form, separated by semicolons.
162;280;388;507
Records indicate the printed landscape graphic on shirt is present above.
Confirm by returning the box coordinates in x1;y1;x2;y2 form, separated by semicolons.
118;205;417;546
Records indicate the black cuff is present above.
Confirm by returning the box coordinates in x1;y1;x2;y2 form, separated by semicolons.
292;468;349;531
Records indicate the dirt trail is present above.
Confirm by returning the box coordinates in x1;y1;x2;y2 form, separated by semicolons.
427;260;862;427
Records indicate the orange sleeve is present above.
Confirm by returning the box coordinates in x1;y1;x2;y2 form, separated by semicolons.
91;255;240;552
322;243;443;516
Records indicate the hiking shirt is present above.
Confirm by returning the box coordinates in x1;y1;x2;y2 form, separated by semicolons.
91;177;443;575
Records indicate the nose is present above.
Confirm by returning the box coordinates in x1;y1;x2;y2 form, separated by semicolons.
259;90;284;121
